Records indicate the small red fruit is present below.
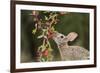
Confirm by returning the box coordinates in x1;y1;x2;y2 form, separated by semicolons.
42;49;48;56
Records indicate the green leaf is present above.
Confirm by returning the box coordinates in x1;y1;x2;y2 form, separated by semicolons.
38;45;42;51
45;16;48;20
32;29;36;34
41;45;46;52
42;29;47;32
48;47;53;51
51;26;55;31
48;54;53;61
37;35;43;39
41;56;48;62
38;45;46;52
41;58;45;62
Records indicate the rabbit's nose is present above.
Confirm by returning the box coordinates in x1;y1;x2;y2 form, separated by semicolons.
52;32;57;37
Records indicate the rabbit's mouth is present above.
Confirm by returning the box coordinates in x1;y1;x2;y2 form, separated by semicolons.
53;38;63;45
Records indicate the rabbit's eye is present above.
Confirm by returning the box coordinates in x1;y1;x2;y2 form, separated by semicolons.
60;36;64;38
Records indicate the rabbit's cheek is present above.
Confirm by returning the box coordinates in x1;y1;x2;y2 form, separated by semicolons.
58;37;64;42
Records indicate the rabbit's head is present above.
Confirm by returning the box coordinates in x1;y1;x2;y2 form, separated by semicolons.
52;31;78;46
52;31;65;45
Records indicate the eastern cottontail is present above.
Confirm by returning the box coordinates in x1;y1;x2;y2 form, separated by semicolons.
52;31;89;61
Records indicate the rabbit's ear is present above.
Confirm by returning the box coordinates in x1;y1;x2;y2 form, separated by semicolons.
65;32;78;42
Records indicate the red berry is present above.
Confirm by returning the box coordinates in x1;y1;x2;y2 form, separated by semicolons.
42;49;48;56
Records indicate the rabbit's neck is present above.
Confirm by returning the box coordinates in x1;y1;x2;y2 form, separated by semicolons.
58;43;69;60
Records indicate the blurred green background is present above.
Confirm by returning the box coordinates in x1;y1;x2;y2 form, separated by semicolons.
21;10;89;63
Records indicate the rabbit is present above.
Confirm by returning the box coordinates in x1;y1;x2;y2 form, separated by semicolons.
51;31;89;61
